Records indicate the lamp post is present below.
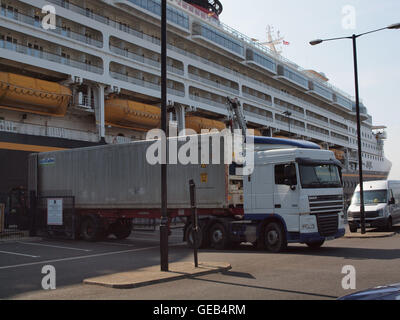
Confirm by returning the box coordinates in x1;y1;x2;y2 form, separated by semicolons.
283;111;292;136
160;0;168;271
310;23;400;234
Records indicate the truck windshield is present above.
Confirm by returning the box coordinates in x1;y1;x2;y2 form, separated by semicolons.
351;190;387;205
299;164;342;189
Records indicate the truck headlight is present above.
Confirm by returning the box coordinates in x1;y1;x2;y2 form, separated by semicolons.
377;209;385;217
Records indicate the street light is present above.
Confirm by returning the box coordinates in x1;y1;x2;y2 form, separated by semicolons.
283;111;292;136
309;23;399;234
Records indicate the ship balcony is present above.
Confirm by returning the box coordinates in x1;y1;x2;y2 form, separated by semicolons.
189;93;228;112
109;44;184;76
242;92;273;107
332;93;354;112
0;39;103;74
109;70;185;97
188;73;239;95
307;81;334;102
275;65;309;91
112;0;191;34
245;49;277;75
192;22;245;60
0;5;103;48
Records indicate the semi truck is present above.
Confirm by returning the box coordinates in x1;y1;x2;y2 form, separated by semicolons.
28;134;346;252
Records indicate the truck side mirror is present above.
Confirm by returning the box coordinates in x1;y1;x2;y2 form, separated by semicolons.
389;198;395;205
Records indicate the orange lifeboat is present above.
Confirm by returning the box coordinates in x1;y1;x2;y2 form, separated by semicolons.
105;98;161;130
0;72;71;116
185;115;226;133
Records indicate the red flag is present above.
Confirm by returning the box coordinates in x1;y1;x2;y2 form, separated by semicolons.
283;40;290;45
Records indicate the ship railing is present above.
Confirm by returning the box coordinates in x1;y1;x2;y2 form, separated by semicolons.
109;45;184;75
0;40;103;74
110;71;185;97
188;73;239;94
189;94;228;110
0;7;103;48
242;92;273;107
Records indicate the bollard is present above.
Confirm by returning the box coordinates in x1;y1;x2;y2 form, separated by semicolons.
189;179;199;268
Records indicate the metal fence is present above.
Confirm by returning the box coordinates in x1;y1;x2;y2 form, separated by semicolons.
33;195;76;240
0;189;30;240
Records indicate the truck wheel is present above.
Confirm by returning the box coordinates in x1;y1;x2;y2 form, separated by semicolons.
185;223;203;249
306;240;325;249
262;222;287;253
112;220;132;240
349;225;358;233
209;223;230;250
80;215;104;242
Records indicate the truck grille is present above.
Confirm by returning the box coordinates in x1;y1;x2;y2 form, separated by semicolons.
309;195;343;237
316;213;339;237
348;211;379;219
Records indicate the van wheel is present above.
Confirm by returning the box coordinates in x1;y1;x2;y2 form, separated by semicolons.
385;217;393;232
209;223;230;250
185;223;203;249
262;222;287;253
306;240;325;249
80;215;104;242
349;226;358;233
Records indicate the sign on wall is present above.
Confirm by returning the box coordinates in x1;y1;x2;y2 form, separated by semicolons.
47;199;63;226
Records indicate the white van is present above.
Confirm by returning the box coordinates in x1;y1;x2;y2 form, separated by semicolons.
347;180;400;232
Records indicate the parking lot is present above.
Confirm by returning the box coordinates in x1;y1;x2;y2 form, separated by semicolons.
1;226;400;300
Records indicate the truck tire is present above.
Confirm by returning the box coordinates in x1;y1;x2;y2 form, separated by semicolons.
349;225;358;233
306;240;325;249
80;215;105;242
209;222;230;250
262;222;287;253
185;223;203;249
112;220;132;240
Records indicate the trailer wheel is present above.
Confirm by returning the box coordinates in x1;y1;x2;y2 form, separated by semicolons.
209;223;230;250
185;223;203;249
305;240;325;249
112;220;132;240
80;215;104;242
262;222;287;253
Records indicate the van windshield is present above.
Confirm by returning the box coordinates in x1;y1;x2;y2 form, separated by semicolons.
351;190;387;205
299;164;342;189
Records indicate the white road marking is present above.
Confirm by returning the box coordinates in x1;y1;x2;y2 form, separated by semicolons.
0;245;160;270
17;242;92;252
0;250;40;258
98;242;135;247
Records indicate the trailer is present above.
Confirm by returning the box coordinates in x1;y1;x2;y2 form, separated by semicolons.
28;134;346;252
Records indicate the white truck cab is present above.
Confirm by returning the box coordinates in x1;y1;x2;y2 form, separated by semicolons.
347;180;400;232
242;147;346;250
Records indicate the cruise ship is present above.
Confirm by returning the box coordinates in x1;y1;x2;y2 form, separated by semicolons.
0;0;391;204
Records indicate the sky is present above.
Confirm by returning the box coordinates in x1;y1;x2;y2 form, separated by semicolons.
220;0;400;179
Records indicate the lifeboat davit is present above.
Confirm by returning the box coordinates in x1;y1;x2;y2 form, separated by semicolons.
105;98;161;130
0;72;71;116
185;115;226;133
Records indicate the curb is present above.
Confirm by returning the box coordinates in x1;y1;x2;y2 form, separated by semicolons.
344;232;396;239
84;262;232;289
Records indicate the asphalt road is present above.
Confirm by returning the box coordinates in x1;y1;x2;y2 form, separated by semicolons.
1;227;399;300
